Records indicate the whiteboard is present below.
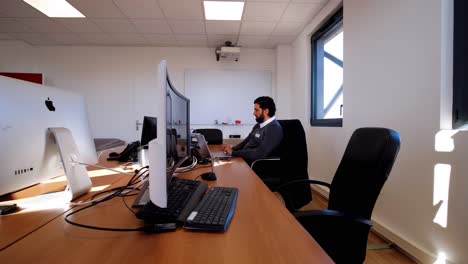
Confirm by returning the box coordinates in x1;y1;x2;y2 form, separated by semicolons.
185;69;272;125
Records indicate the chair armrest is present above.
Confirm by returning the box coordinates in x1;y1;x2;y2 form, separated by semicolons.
250;158;282;191
294;209;372;227
275;179;332;192
250;157;280;168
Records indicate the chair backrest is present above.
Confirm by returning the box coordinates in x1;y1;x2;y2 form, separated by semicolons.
328;127;401;219
192;129;223;145
277;119;312;210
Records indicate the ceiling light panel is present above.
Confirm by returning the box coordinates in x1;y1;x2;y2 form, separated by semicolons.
23;0;85;17
204;1;244;21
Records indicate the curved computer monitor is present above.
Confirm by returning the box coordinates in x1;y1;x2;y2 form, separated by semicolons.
0;76;97;196
149;60;190;208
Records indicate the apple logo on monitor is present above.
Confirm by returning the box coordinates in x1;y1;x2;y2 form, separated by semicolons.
45;97;55;111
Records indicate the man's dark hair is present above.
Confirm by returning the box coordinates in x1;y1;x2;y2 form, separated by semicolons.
254;96;276;117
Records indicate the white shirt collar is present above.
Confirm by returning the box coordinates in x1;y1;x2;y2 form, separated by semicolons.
260;116;276;128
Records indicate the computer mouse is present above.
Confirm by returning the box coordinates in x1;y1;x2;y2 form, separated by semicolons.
200;172;217;181
109;152;119;157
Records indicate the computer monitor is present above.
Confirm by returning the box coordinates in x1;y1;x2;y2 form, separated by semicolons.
166;71;190;164
0;76;98;197
140;116;157;147
148;60;190;208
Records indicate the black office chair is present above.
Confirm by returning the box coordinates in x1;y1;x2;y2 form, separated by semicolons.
192;129;223;145
251;119;312;211
277;127;401;263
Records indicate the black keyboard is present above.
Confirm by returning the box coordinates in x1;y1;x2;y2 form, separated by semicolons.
135;178;207;225
184;187;238;232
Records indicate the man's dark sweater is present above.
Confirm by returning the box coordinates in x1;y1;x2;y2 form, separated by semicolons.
232;119;283;163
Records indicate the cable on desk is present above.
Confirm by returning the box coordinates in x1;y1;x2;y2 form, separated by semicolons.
64;167;177;232
175;156;198;173
69;167;149;206
121;195;136;214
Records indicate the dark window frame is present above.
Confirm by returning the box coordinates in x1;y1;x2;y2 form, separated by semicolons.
453;0;468;129
310;8;343;127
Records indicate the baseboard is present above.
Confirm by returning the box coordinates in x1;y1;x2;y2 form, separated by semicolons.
371;221;440;264
311;185;450;264
312;184;330;199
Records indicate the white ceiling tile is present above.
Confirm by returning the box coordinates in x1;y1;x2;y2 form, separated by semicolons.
175;35;207;47
45;33;84;45
110;33;149;46
0;0;47;18
281;3;321;22
92;19;136;33
113;0;164;19
159;0;203;20
240;21;276;36
266;35;296;48
291;0;327;3
0;0;313;47
17;18;70;33
0;33;14;40
132;19;172;34
271;22;304;36
9;33;51;45
144;34;177;46
245;0;289;2
78;33;116;45
168;20;205;34
0;18;33;33
207;35;238;47
67;0;125;18
238;35;268;48
55;18;102;33
243;2;288;22
205;21;240;35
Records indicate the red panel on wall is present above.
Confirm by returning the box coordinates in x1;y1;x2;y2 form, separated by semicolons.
0;72;43;84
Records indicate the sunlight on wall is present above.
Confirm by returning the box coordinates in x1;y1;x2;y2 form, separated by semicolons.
433;252;446;264
433;164;451;228
435;130;459;152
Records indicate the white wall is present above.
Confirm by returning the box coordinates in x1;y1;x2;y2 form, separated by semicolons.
275;45;292;119
0;41;275;142
282;0;468;263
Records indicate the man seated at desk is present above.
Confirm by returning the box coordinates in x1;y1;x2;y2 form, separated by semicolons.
222;96;283;164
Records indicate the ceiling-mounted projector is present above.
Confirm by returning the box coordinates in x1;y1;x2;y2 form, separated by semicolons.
215;41;240;61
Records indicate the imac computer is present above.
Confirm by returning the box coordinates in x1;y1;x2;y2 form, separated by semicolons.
0;76;97;197
146;60;191;208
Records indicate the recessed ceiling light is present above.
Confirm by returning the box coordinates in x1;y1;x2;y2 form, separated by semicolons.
204;1;244;21
23;0;85;18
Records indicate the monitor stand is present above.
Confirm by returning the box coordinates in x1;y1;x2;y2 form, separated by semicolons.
49;127;92;201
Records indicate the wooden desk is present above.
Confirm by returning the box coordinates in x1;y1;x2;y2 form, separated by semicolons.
0;148;332;263
0;149;130;251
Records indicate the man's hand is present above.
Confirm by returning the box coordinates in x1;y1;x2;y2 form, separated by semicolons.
222;144;233;155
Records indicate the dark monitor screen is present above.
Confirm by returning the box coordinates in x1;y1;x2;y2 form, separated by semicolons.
165;76;190;177
140;116;157;147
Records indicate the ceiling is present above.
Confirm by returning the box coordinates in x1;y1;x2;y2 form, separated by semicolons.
0;0;328;49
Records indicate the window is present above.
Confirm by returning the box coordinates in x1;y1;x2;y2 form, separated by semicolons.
311;8;343;127
453;0;468;129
